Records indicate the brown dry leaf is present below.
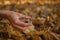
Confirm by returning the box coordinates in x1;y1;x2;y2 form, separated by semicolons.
32;35;42;40
5;24;22;37
23;25;35;33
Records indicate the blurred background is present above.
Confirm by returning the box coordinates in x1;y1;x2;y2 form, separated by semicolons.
0;0;60;5
0;0;60;40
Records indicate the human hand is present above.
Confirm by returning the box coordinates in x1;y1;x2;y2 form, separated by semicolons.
8;11;31;31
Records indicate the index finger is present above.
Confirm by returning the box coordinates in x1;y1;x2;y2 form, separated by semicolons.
19;14;31;19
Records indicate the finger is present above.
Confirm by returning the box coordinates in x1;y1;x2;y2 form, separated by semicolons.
19;14;31;19
12;23;27;31
14;20;31;27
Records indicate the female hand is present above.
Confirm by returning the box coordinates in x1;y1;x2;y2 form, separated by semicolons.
7;11;31;31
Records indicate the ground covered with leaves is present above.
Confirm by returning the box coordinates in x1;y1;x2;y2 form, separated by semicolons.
0;3;60;40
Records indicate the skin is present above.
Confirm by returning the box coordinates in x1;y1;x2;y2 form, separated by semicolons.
0;10;31;31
